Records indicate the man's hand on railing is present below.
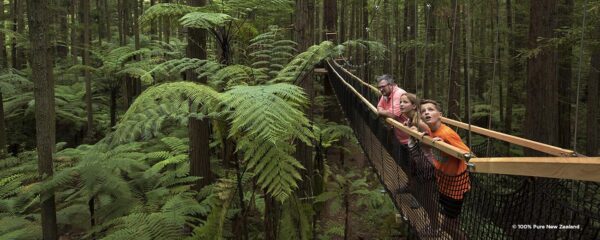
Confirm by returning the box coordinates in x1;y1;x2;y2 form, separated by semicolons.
377;109;396;119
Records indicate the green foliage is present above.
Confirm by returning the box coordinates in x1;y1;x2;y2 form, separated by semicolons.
109;82;221;144
249;26;297;77
222;84;312;201
272;41;342;83
180;12;234;29
0;69;31;96
139;3;200;26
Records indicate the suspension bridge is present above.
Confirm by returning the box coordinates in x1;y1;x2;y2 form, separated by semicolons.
321;59;600;240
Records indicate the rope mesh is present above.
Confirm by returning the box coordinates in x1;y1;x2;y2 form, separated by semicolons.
326;61;600;240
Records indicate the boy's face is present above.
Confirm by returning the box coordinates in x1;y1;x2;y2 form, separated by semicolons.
420;103;441;126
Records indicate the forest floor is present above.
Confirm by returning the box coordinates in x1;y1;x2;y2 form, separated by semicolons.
321;140;407;240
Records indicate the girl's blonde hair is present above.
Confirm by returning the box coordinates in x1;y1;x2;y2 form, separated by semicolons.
402;93;422;128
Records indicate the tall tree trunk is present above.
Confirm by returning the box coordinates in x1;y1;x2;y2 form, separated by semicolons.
12;0;26;69
382;0;390;74
117;0;123;45
323;0;336;42
187;0;212;191
0;92;6;156
525;0;558;154
504;0;525;136
556;0;573;148
150;0;157;39
96;0;103;45
294;0;315;198
27;0;58;238
447;0;461;119
339;0;346;43
0;2;7;68
463;3;470;124
423;0;435;99
163;0;170;43
403;0;416;92
349;0;357;63
361;0;369;80
133;0;142;97
82;0;94;141
70;0;78;64
110;87;117;127
104;0;110;42
587;52;600;156
393;0;401;79
264;194;279;240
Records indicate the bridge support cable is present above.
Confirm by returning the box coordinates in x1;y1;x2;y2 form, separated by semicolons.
326;60;600;240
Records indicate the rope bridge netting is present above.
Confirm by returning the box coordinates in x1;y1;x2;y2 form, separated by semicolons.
324;60;600;240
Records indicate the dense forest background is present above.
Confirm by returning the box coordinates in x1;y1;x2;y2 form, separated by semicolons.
0;0;598;239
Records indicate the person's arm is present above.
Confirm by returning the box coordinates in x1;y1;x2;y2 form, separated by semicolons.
377;97;397;118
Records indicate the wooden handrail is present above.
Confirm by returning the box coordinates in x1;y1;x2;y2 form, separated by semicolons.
327;61;470;161
469;157;600;182
441;118;575;157
330;60;578;157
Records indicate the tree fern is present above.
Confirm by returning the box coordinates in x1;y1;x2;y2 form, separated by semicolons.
222;84;313;201
139;3;200;26
109;82;221;144
180;12;234;29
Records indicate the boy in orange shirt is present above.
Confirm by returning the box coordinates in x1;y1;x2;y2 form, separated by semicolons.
420;99;470;240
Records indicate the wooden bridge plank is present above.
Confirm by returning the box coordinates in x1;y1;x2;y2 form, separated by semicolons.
469;157;600;182
441;118;575;157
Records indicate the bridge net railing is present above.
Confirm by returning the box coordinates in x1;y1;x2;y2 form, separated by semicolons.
326;61;600;240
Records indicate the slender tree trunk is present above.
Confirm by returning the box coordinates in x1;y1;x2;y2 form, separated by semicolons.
393;0;401;79
504;0;524;136
423;0;435;99
586;23;600;156
0;2;7;68
382;0;390;74
323;0;336;42
133;0;142;97
15;0;26;69
70;0;77;64
104;0;110;42
118;0;123;45
587;52;600;156
350;0;356;63
150;0;157;39
264;194;279;240
163;0;170;43
96;0;103;45
0;92;6;156
339;0;346;43
187;0;212;191
343;188;349;240
294;0;315;198
403;0;416;92
361;0;369;80
447;0;461;119
525;0;558;153
110;87;117;127
27;0;58;238
463;3;471;124
557;0;573;148
82;0;93;141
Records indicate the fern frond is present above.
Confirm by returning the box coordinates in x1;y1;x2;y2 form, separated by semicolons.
110;82;220;144
180;12;234;29
140;3;200;26
272;41;340;83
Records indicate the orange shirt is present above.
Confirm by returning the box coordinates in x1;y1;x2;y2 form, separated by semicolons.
431;124;471;199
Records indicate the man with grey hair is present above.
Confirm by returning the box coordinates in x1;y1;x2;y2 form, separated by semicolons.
376;75;420;209
376;74;409;144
